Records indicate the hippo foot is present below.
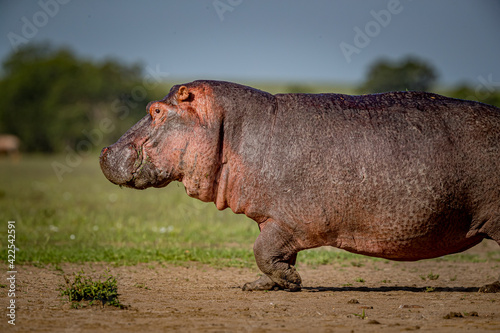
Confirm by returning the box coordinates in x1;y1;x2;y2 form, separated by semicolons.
242;274;302;292
478;281;500;293
242;275;281;291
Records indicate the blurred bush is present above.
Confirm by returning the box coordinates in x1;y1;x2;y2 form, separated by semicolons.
1;46;498;154
359;56;500;108
448;83;500;108
0;42;164;153
360;56;438;93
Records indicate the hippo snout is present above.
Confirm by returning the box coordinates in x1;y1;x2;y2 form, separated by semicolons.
99;143;139;186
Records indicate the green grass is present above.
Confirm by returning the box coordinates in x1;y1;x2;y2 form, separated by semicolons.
0;155;367;267
0;155;497;267
60;269;126;308
0;154;258;266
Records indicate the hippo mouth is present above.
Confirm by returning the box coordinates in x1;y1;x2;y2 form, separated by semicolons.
124;145;150;188
100;142;170;190
124;145;173;189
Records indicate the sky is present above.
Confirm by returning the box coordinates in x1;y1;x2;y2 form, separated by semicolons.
0;0;499;88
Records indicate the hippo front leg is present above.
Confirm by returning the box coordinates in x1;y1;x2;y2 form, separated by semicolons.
242;221;302;292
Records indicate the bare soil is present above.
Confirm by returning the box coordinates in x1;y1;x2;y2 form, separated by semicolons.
2;240;500;332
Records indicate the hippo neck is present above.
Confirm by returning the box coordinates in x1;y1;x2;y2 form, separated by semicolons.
211;87;277;221
177;80;277;215
179;122;224;203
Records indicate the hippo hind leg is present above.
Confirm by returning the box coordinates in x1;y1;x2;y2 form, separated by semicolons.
478;223;500;293
242;274;281;291
478;281;500;293
242;253;298;291
478;241;500;293
242;221;301;292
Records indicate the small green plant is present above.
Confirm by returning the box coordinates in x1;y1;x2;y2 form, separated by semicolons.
351;261;364;267
32;262;46;268
71;302;84;309
420;272;440;281
353;309;366;319
425;286;435;292
55;264;63;271
134;283;150;290
355;277;365;283
59;270;127;309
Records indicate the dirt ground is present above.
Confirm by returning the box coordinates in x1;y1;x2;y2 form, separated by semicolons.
2;240;500;333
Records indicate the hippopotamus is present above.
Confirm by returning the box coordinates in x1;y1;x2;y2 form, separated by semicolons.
100;80;500;292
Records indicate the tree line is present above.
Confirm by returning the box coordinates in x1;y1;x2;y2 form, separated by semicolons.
0;43;498;153
0;43;165;153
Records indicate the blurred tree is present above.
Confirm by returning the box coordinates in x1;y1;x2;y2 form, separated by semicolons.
0;42;156;152
448;83;500;108
360;57;438;93
285;84;314;93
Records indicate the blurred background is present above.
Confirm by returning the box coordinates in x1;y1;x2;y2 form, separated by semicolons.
0;0;500;264
1;0;499;153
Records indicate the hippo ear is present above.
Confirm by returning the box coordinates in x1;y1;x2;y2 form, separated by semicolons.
177;86;191;102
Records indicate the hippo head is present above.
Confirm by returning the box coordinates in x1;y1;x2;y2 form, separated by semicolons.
100;82;222;201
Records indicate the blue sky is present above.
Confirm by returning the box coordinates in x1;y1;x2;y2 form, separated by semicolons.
1;0;499;87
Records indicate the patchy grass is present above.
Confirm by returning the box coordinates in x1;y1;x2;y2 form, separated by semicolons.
59;269;126;309
0;155;257;266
